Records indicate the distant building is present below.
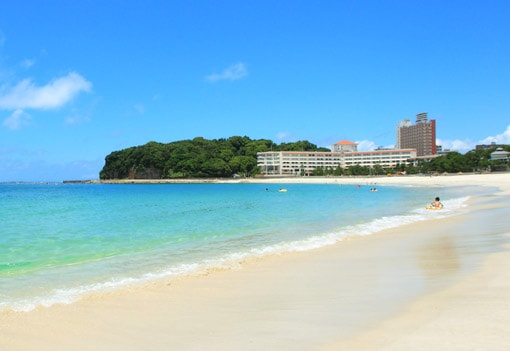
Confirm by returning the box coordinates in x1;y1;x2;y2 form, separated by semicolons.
331;140;357;152
436;145;452;156
395;119;411;149
257;140;416;176
490;148;510;162
342;148;417;169
476;142;507;150
397;113;437;157
257;151;344;176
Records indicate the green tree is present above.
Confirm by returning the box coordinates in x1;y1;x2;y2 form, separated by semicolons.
229;155;257;176
202;158;231;177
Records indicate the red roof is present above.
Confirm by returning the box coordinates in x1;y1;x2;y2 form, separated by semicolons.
334;140;356;145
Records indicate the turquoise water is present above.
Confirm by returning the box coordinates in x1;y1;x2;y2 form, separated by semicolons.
0;182;479;312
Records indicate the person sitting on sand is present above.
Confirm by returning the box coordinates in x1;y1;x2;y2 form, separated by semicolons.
431;196;444;208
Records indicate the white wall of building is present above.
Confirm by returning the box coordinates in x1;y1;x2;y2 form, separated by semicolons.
257;149;417;176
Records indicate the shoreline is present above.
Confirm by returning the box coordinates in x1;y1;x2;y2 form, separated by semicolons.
1;173;509;350
67;171;507;187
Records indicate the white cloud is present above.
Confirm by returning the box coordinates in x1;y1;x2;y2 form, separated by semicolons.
0;72;92;110
436;125;510;153
64;113;91;126
2;109;31;130
205;62;248;82
479;125;510;145
436;138;473;153
356;140;377;151
275;131;294;142
20;59;36;69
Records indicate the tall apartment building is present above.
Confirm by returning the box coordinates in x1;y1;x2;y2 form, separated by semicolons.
395;119;411;149
397;112;436;156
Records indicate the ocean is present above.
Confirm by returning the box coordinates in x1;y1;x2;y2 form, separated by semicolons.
0;181;483;312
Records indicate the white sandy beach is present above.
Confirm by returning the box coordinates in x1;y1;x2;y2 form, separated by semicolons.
1;173;509;350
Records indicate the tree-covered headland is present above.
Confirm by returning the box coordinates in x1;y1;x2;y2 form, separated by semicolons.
99;136;329;179
99;136;509;179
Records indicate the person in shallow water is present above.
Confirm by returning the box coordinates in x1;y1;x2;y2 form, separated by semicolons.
431;196;444;208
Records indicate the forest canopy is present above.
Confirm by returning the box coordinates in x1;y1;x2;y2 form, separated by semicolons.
99;136;329;179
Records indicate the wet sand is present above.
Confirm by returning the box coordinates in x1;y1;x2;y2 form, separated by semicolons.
1;173;509;350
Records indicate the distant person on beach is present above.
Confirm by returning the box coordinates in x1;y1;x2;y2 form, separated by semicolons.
431;197;444;208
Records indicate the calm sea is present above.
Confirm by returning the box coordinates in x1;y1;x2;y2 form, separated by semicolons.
0;181;479;312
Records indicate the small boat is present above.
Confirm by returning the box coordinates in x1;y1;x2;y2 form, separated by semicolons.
278;188;287;192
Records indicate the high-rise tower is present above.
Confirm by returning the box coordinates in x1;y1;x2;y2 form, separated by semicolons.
397;113;436;156
395;119;411;149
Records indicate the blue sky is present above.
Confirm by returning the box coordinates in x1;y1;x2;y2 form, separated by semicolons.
1;1;509;181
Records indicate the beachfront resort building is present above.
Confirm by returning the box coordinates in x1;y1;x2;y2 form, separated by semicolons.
396;113;437;157
257;141;417;176
490;148;510;162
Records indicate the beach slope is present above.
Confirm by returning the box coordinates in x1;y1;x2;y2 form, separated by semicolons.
1;173;509;350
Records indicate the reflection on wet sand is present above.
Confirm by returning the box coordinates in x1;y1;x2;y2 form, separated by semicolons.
417;236;461;279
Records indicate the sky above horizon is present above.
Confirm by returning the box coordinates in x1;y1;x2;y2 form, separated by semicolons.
1;1;509;181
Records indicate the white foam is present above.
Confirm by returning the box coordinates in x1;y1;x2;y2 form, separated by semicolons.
2;196;471;313
0;263;204;312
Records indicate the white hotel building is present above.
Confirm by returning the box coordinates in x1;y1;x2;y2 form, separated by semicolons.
257;140;417;176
